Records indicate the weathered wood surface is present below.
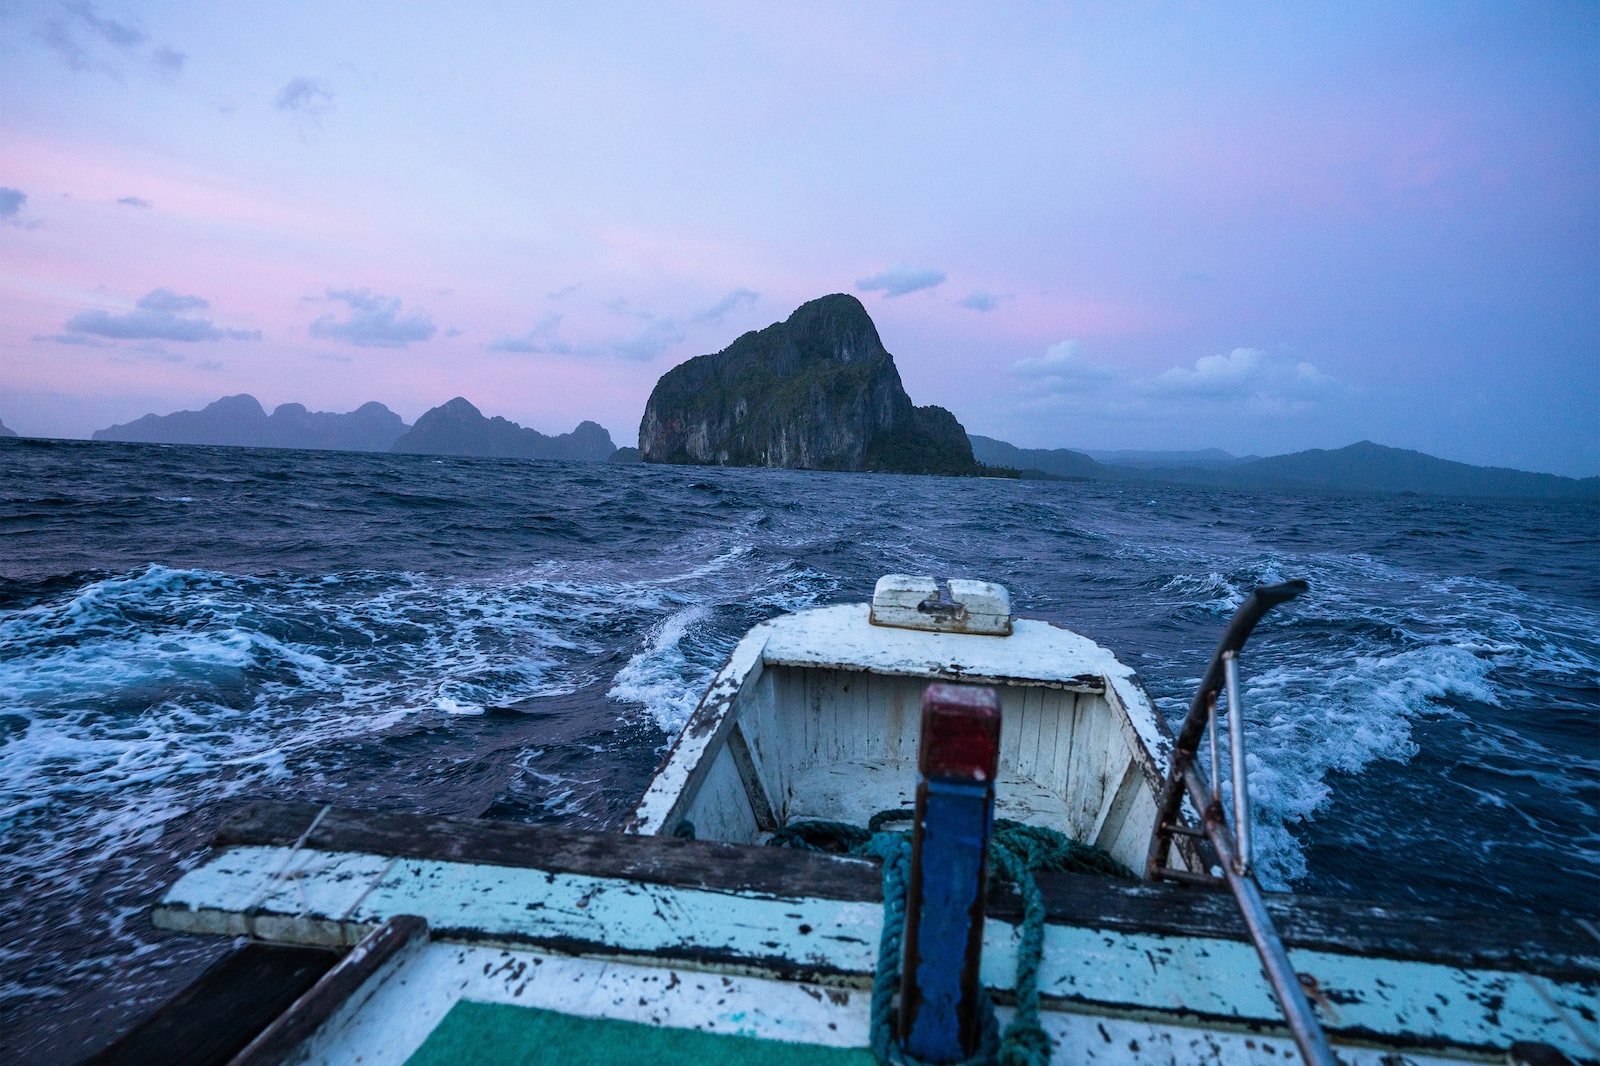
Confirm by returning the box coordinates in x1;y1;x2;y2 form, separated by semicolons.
81;943;338;1066
216;800;882;903
228;914;428;1066
155;841;1600;1057
214;802;1598;980
264;939;1485;1066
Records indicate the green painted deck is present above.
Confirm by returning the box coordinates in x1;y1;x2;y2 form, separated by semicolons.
405;1000;880;1066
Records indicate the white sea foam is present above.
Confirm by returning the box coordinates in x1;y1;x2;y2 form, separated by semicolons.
1147;541;1600;891
607;604;715;732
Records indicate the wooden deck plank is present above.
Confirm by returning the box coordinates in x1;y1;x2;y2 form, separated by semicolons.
206;802;1599;978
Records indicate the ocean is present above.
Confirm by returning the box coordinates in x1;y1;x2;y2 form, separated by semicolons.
1;436;1596;1062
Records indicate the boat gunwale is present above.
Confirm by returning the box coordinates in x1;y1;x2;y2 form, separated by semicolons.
182;800;1600;983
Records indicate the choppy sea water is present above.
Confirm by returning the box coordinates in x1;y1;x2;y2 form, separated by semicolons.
1;437;1596;1062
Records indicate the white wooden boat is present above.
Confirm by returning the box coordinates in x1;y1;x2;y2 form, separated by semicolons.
627;575;1200;881
116;576;1598;1066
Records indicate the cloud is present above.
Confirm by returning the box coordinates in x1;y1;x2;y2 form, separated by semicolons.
499;289;757;362
276;77;334;116
1011;340;1346;420
111;344;184;364
309;288;435;348
691;288;760;324
116;195;151;208
135;287;206;313
960;291;1004;312
62;1;142;48
1011;341;1119;392
1147;348;1341;413
547;283;581;300
36;2;184;75
491;313;571;354
151;46;185;72
0;187;25;222
856;264;947;298
613;318;686;361
34;332;112;347
58;288;260;343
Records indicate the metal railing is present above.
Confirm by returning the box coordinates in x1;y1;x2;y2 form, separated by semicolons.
1145;580;1338;1066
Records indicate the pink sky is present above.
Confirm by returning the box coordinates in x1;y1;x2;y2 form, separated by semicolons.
2;2;1595;474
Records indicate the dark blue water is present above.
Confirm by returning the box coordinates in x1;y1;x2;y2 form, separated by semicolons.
2;437;1596;1061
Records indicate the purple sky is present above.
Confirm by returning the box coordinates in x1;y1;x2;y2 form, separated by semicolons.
2;3;1596;475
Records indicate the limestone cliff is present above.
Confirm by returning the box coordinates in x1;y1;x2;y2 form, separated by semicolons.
638;294;978;475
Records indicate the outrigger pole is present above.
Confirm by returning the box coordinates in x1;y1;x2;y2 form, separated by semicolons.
1145;580;1339;1066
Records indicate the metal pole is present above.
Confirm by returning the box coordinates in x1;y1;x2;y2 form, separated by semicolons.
1223;652;1252;875
1146;580;1307;880
1181;765;1338;1066
1208;691;1222;807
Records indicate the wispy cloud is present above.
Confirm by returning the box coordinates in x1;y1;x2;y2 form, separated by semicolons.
613;318;685;361
276;77;334;117
1011;342;1346;420
37;2;184;76
116;195;151;208
151;46;185;72
57;288;260;343
136;288;207;313
857;263;946;298
35;332;112;347
0;187;27;226
497;287;758;361
691;288;759;324
308;288;435;348
960;291;1004;312
491;313;571;354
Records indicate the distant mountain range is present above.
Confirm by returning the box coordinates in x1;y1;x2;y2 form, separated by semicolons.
1079;447;1256;470
90;394;618;462
969;435;1597;500
392;397;616;461
12;397;1588;497
94;394;409;452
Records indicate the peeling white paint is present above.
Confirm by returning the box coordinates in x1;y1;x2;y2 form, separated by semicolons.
154;844;1600;1061
288;942;1484;1066
292;945;872;1065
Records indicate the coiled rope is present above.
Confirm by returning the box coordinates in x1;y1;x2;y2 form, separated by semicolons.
767;810;1132;1066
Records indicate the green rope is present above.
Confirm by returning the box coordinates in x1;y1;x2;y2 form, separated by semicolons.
769;810;1131;1066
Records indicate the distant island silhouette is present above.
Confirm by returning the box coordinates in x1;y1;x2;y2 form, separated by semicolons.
94;394;408;452
968;436;1597;500
90;395;617;463
391;397;616;461
639;293;980;476
12;362;1585;498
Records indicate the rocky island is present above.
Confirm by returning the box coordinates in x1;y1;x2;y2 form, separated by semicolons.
93;394;409;451
638;294;980;476
392;397;616;461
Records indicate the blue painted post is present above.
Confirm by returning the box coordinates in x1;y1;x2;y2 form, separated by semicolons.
898;682;1001;1063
